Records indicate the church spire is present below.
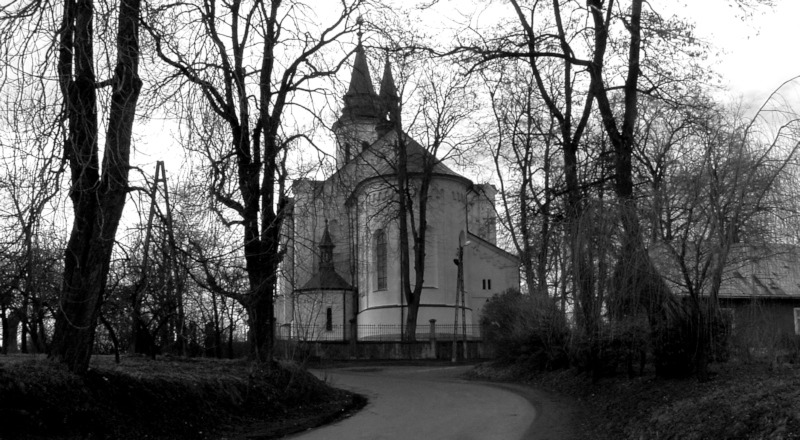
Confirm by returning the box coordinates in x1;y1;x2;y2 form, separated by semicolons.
319;219;335;270
333;26;383;168
341;33;380;119
379;55;398;103
376;54;400;137
347;42;376;96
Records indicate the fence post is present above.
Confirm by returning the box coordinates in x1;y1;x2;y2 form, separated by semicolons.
429;319;437;358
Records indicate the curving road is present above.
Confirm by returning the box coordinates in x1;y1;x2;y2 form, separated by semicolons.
286;365;577;440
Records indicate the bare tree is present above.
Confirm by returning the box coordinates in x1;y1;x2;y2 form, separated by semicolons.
480;62;563;297
646;85;800;379
0;0;144;372
144;0;368;363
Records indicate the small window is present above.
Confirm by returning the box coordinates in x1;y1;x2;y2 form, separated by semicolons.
488;279;492;290
794;308;800;335
326;308;333;331
482;279;486;290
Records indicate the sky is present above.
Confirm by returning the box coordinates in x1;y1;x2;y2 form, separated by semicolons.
115;0;800;232
662;0;800;105
135;0;800;167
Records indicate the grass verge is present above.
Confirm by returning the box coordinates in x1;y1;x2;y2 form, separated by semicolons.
0;354;366;439
469;360;800;440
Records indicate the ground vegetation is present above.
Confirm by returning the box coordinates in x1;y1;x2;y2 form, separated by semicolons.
0;354;364;439
470;357;800;440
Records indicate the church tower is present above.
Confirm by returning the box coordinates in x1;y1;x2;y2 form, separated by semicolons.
333;39;382;168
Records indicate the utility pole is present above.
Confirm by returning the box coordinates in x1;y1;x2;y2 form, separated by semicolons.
132;161;184;356
452;245;461;363
452;233;470;362
460;242;467;360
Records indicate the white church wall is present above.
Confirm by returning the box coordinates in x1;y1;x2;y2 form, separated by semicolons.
356;305;474;329
467;184;498;244
287;180;321;296
464;238;520;322
413;177;469;310
353;174;475;328
290;290;348;341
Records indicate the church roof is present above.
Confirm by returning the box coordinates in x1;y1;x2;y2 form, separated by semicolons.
369;131;463;178
321;44;468;200
297;267;353;291
467;232;520;264
319;129;468;204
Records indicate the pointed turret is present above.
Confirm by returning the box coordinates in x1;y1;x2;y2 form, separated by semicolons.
333;36;383;168
347;43;376;96
378;56;398;104
341;42;380;120
297;219;353;292
376;56;400;137
318;219;335;270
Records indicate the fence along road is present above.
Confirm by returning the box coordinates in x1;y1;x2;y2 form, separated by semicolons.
286;365;536;440
277;323;484;341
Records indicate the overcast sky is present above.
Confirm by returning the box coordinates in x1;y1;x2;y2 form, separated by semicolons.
662;0;800;105
132;0;800;183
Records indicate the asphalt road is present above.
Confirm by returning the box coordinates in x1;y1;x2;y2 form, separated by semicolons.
285;365;575;440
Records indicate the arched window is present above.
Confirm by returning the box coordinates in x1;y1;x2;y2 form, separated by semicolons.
374;229;387;290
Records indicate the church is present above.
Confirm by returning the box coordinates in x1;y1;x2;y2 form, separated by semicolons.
277;42;519;341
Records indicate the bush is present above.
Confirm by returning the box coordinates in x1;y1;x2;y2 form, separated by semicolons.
651;317;695;378
650;305;732;378
481;289;569;370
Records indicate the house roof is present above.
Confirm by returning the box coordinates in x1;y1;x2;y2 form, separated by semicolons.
720;245;800;298
650;243;800;298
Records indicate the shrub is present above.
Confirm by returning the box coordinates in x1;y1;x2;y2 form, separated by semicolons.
650;305;732;378
481;289;570;370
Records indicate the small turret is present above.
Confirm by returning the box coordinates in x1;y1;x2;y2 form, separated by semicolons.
318;219;335;270
341;42;380;120
297;219;353;292
376;55;400;137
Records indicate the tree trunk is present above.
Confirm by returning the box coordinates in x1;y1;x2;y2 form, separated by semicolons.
49;0;142;374
245;267;275;364
100;314;121;364
228;319;235;359
3;311;20;354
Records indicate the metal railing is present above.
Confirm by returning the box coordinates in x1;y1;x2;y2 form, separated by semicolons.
278;324;346;341
276;323;482;342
